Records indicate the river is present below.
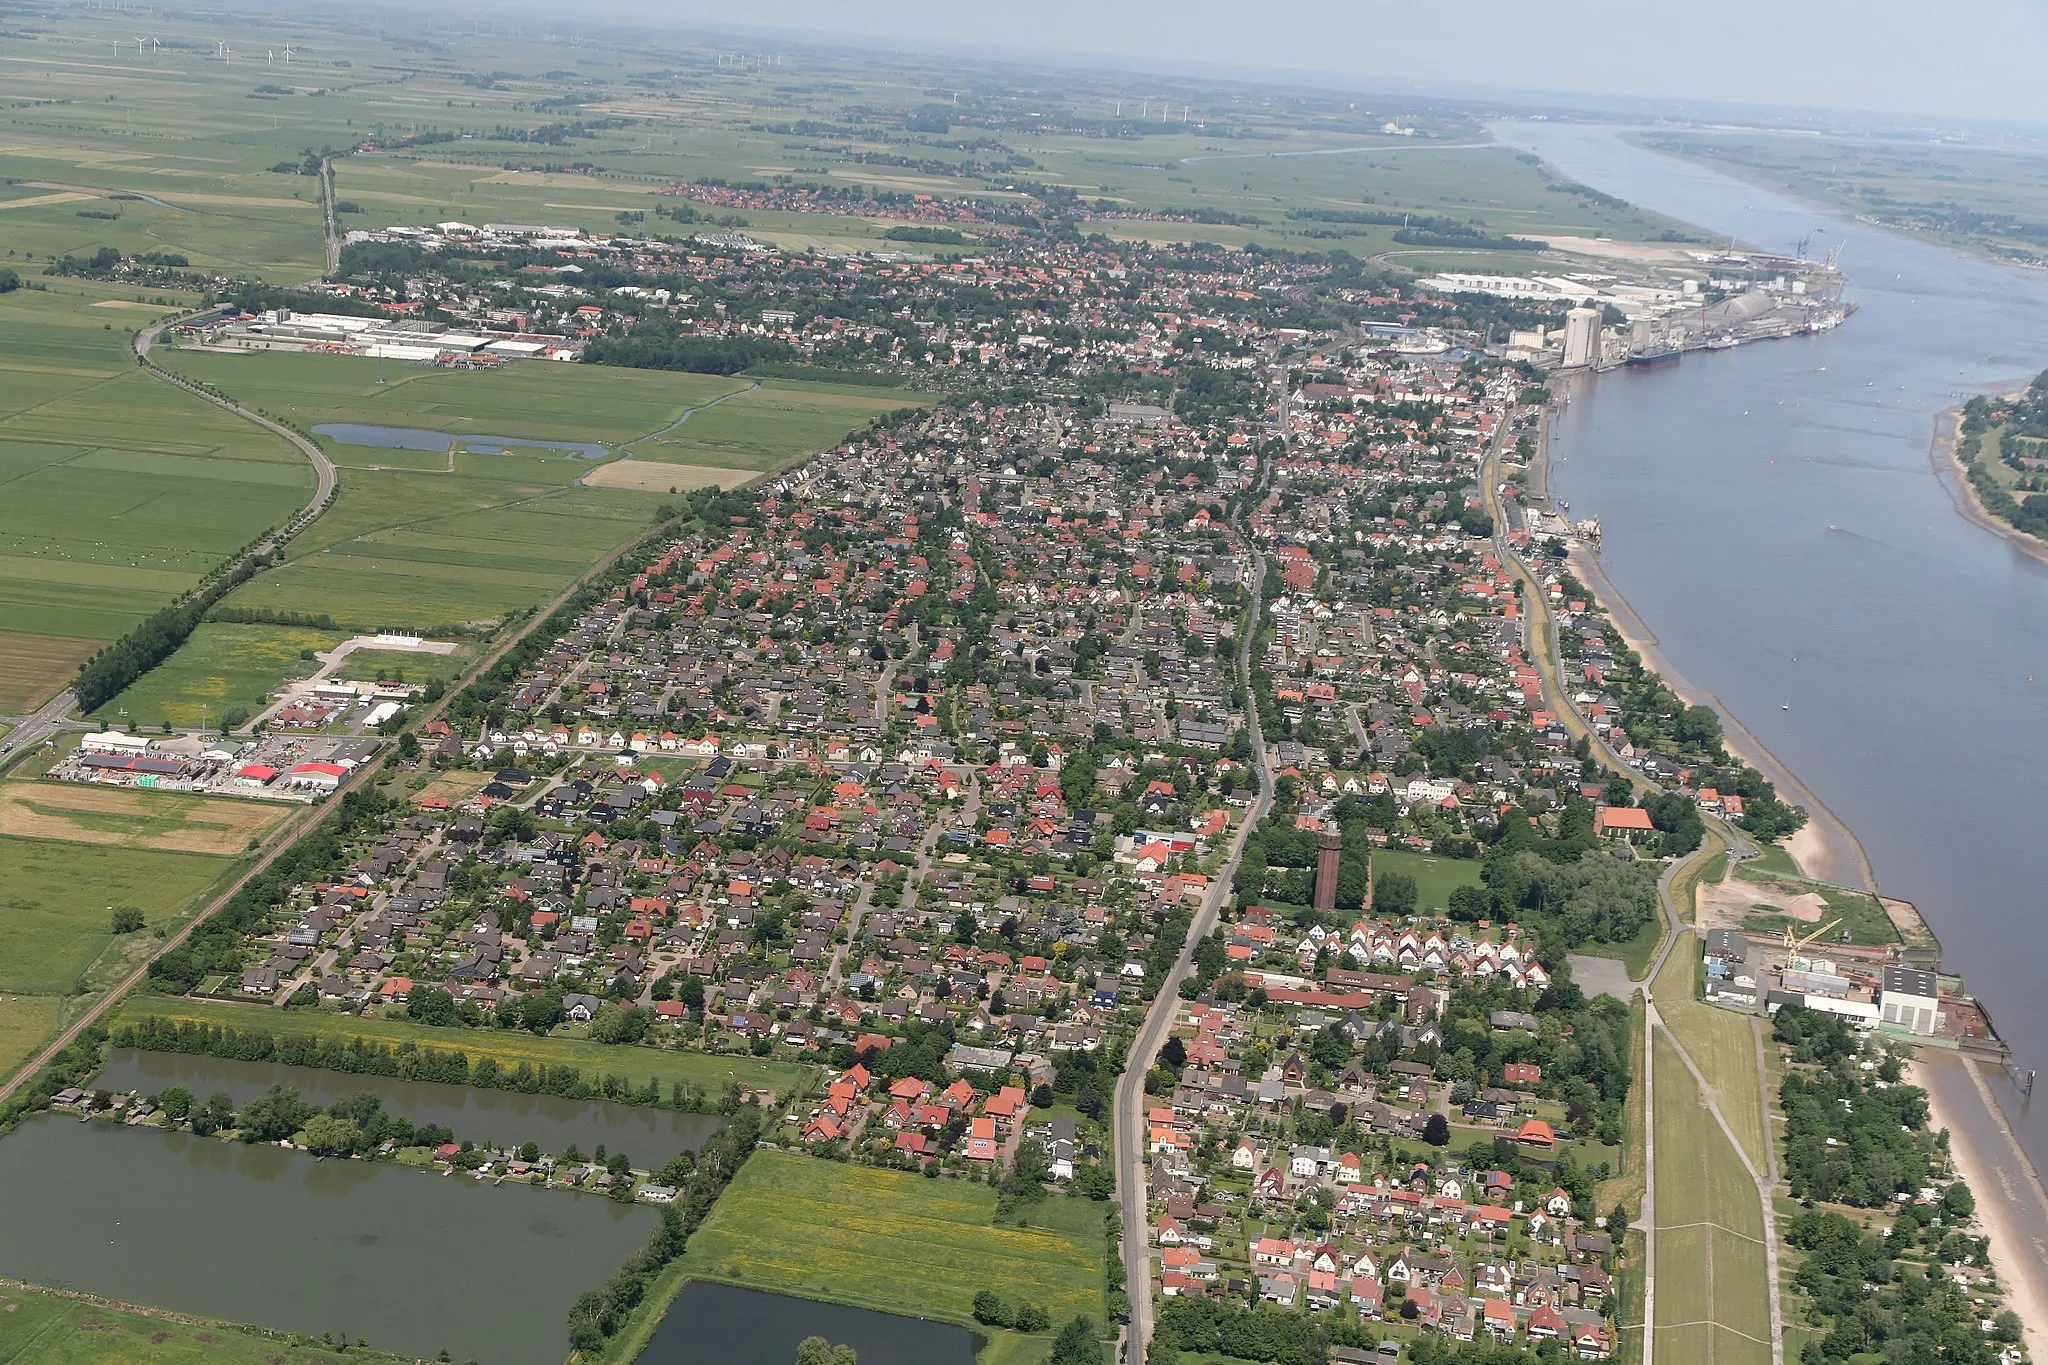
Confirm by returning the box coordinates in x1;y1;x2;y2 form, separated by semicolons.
1491;122;2048;1171
0;1113;652;1365
94;1048;727;1163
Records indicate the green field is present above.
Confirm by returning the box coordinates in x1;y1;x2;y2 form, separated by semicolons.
97;621;344;728
0;283;311;685
160;350;754;449
111;995;816;1099
1368;847;1482;910
677;1149;1106;1330
1652;1031;1771;1365
627;380;925;470
0;1280;410;1365
0;839;232;997
335;645;473;686
0;836;236;1086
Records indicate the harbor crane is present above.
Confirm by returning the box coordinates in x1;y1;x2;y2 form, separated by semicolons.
1781;917;1845;954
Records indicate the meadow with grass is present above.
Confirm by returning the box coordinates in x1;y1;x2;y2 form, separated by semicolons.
97;621;342;728
0;1280;415;1365
677;1149;1108;1331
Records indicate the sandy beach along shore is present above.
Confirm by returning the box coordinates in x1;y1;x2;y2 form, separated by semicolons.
1914;1054;2048;1359
1928;403;2048;570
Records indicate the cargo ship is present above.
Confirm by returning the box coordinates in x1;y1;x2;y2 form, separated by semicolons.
1624;345;1681;369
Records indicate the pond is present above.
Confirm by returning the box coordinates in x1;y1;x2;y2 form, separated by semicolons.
0;1113;652;1365
312;422;609;459
638;1282;979;1365
96;1048;727;1163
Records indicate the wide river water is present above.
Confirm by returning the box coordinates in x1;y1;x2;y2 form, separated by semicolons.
0;1113;652;1365
95;1048;727;1162
1493;122;2048;1169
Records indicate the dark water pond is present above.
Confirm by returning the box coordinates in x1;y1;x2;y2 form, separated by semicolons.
639;1282;979;1365
0;1113;651;1365
96;1048;725;1163
313;422;609;458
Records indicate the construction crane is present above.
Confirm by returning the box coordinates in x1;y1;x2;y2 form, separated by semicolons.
1792;230;1818;260
1782;918;1844;954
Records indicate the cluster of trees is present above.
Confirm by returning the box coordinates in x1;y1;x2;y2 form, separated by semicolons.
1153;1296;1374;1365
110;1016;745;1116
1785;1207;2015;1365
567;1107;763;1351
972;1290;1052;1332
883;225;966;244
583;323;794;375
1446;848;1660;956
152;1083;457;1155
1776;1011;1935;1207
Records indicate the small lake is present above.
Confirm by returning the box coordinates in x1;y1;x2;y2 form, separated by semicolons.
0;1113;652;1365
96;1049;726;1163
313;422;609;459
639;1282;978;1365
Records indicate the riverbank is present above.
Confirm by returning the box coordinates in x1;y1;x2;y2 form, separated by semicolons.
1912;1054;2048;1360
1927;403;2048;570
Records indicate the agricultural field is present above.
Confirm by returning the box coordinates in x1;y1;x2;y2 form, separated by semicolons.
1651;1031;1772;1365
0;838;232;997
0;833;235;1084
158;350;755;450
97;621;344;729
0;780;290;856
0;1280;410;1365
677;1149;1107;1329
111;995;817;1099
0;283;312;693
1367;846;1482;911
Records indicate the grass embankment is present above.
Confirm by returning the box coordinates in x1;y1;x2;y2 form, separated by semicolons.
0;1278;413;1365
1651;942;1768;1173
673;1149;1107;1362
112;995;815;1098
1650;1031;1771;1365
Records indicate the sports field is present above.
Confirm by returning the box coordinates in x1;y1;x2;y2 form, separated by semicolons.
1368;846;1483;910
97;621;344;729
0;781;289;856
0;285;313;675
111;995;815;1100
678;1149;1106;1327
1652;1030;1771;1365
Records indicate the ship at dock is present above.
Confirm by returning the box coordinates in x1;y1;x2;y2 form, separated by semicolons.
1625;345;1681;369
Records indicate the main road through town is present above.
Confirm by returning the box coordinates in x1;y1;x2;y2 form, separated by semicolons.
1115;379;1282;1363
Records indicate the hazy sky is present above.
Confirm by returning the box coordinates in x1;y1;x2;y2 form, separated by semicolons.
638;0;2048;124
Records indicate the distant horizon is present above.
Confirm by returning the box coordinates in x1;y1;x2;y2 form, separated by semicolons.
526;0;2048;127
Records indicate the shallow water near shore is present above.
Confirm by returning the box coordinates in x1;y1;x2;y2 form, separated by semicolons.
1494;121;2048;1171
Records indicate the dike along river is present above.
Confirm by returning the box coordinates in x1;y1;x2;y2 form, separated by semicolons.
0;1113;652;1365
1493;122;2048;1170
95;1048;727;1163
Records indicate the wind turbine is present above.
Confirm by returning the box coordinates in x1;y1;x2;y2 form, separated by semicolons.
267;49;274;67
281;43;293;64
134;35;146;56
224;44;232;66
